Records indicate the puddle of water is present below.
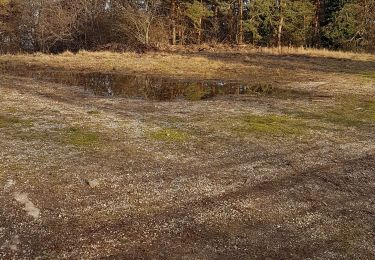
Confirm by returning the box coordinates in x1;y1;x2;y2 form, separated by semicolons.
1;65;312;101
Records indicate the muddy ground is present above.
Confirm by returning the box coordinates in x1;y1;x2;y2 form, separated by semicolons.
0;54;375;259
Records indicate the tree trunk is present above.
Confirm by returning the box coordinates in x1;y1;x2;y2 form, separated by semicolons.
278;0;284;52
172;22;176;45
171;0;176;45
145;23;150;45
313;0;322;47
237;0;243;45
303;15;307;47
228;3;234;43
197;0;203;45
214;5;219;42
197;17;201;44
179;29;184;45
277;16;283;51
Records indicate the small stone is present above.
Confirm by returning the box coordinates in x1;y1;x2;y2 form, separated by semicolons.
87;179;100;188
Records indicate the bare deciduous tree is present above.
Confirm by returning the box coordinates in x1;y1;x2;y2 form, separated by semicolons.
114;0;161;45
35;1;78;52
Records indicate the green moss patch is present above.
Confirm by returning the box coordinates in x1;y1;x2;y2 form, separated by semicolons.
295;99;375;128
87;110;101;115
234;114;312;137
361;71;375;79
328;99;375;126
0;114;32;128
149;128;190;142
0;115;21;128
65;127;99;147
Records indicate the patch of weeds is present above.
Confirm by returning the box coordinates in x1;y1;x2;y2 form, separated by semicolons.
10;130;46;142
6;108;18;113
235;114;312;137
327;102;375;126
6;164;25;172
165;115;186;123
149;128;190;142
87;110;101;115
0;115;22;128
248;84;275;94
361;71;375;79
0;114;32;128
294;98;375;128
184;83;211;101
65;127;99;147
363;101;375;122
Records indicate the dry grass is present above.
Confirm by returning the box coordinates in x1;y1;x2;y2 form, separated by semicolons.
1;49;374;90
250;46;375;61
163;44;375;61
0;51;233;80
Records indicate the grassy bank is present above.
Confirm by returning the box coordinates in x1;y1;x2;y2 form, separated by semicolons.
1;49;375;93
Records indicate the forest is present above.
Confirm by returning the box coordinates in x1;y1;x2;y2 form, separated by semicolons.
0;0;374;54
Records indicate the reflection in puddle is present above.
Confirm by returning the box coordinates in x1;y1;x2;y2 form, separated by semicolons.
3;68;311;101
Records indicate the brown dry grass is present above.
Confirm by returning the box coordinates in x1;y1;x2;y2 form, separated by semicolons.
164;44;375;61
1;49;374;85
242;46;375;61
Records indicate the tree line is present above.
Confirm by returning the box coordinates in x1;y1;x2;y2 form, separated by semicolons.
0;0;374;53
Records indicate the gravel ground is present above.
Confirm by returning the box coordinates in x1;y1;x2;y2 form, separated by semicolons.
0;73;374;259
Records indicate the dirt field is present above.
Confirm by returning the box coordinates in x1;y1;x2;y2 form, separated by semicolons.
0;51;375;259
